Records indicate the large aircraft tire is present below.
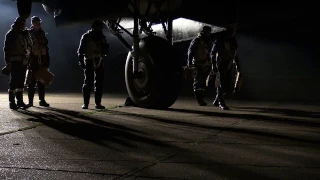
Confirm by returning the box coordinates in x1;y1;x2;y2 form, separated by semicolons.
17;0;32;19
125;36;181;109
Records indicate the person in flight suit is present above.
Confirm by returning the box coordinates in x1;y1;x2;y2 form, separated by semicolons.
187;26;213;106
26;16;50;107
211;25;241;110
77;20;109;109
3;17;32;110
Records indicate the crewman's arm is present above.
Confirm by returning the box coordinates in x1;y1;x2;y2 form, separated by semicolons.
233;38;241;72
187;37;200;66
77;33;88;67
210;39;223;65
3;31;14;65
77;33;88;57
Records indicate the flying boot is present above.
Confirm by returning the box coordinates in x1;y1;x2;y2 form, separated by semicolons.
9;91;17;110
217;93;229;110
26;87;35;107
194;90;207;106
82;86;90;109
95;91;105;109
15;91;28;109
38;84;50;107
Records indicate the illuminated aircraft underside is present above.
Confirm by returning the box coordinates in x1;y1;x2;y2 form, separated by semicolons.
117;17;225;42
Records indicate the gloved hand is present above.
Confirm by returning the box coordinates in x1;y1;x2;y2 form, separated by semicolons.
78;55;86;69
2;63;11;76
5;63;11;70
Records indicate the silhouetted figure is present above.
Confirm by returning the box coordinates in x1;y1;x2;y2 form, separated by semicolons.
211;24;241;110
187;26;213;106
77;20;109;109
3;17;32;109
26;16;50;107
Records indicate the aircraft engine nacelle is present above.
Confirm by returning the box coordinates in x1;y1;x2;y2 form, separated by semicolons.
17;0;31;19
16;0;42;19
41;0;132;27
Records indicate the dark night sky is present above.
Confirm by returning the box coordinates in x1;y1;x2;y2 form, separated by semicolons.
0;2;319;103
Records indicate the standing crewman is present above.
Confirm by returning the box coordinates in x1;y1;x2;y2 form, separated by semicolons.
211;24;241;110
26;16;50;107
3;17;32;109
187;26;213;106
77;20;109;109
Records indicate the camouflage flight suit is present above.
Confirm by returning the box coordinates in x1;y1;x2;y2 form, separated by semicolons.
187;34;213;106
3;25;32;109
211;31;240;110
77;29;109;108
26;27;50;107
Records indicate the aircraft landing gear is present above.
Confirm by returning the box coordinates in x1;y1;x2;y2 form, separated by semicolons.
17;0;32;19
107;0;181;109
125;36;181;108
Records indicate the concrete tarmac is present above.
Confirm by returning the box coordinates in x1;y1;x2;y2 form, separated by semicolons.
0;93;319;180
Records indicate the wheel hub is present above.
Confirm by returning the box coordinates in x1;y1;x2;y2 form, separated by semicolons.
133;60;149;91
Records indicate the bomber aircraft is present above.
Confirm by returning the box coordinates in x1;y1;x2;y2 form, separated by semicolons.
13;0;238;108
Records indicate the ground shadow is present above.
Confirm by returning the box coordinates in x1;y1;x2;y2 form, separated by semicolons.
10;106;317;179
13;107;174;149
234;107;320;119
104;108;320;145
166;107;320;128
